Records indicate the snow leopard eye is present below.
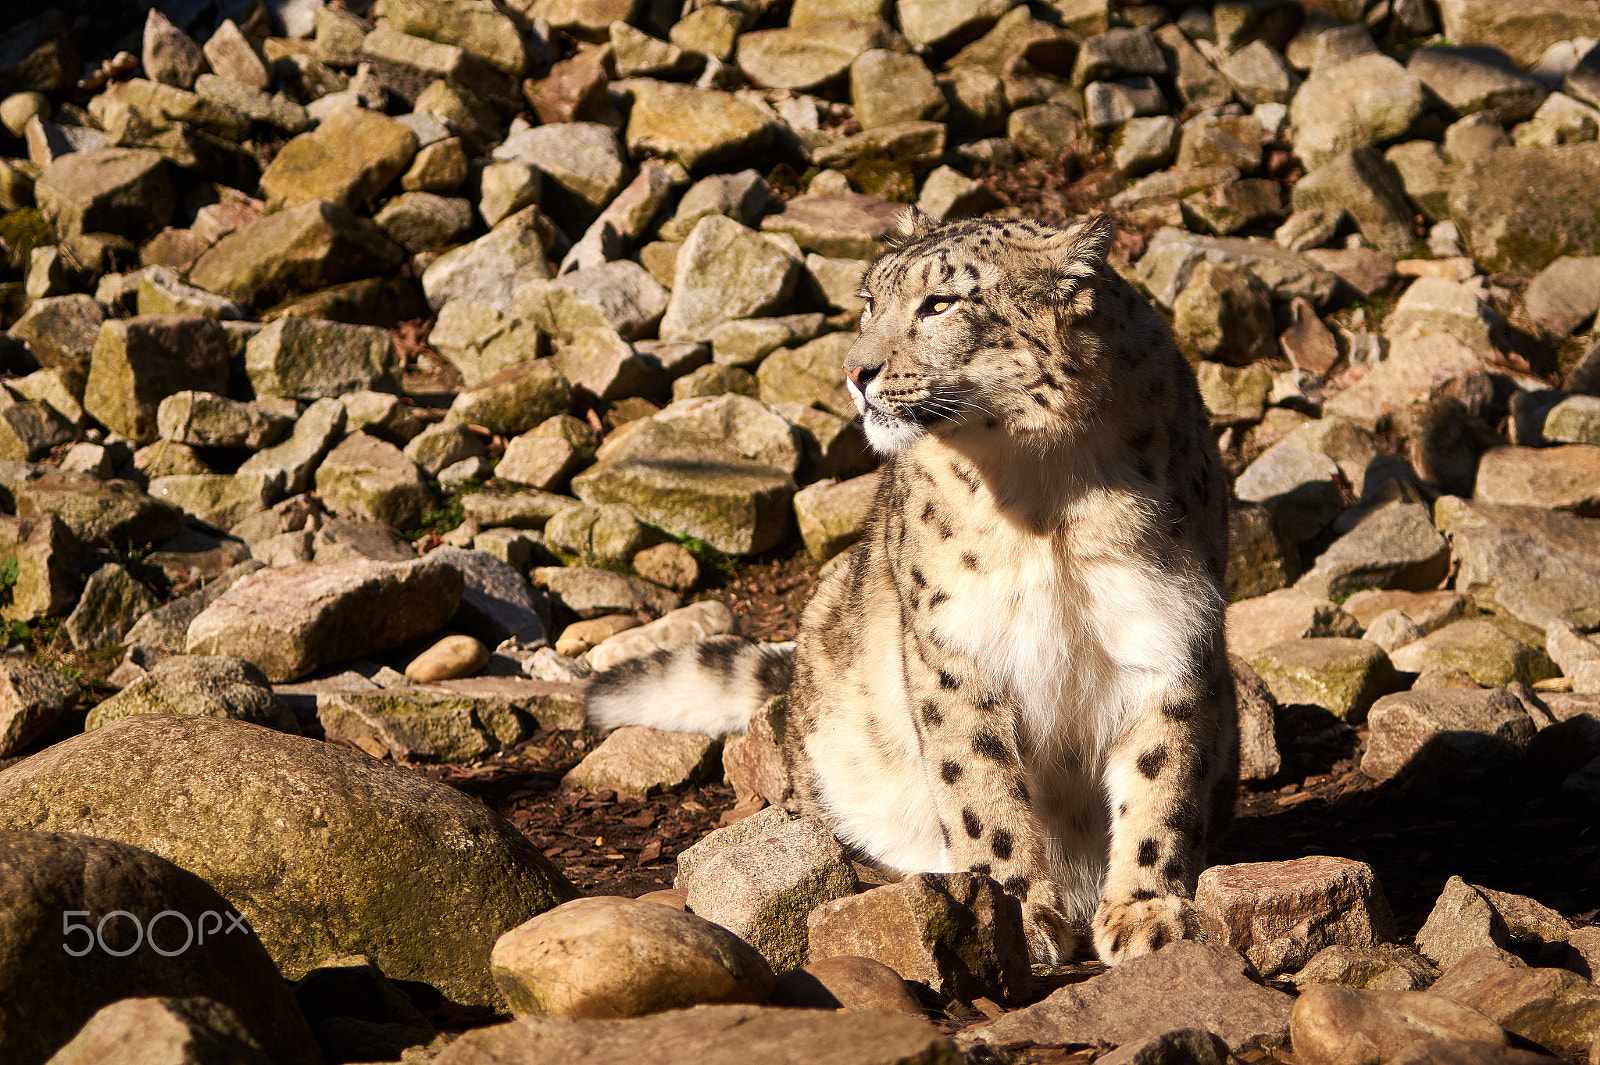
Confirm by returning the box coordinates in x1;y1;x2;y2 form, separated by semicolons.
920;296;955;317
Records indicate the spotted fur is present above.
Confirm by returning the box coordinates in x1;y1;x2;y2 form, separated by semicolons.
585;212;1237;967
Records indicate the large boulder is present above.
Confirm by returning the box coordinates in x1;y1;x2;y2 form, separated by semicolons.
0;716;579;1007
0;830;320;1065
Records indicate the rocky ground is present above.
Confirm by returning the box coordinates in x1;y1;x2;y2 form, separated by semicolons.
3;0;1600;1062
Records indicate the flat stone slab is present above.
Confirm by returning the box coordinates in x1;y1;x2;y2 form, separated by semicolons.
966;941;1294;1053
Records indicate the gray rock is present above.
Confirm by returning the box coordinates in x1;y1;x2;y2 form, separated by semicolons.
315;433;433;532
1409;47;1548;125
374;190;475;254
1295;503;1451;601
1475;444;1600;516
0;831;320;1065
1072;26;1167;86
1235;440;1344;544
1247;638;1398;722
123;560;265;658
968;941;1293;1054
1525;256;1600;336
62;562;156;652
429;547;549;647
737;22;896;90
897;0;1008;50
1386;141;1456;224
235;397;345;499
571;414;796;556
760;192;905;260
155;391;291;450
88;655;296;734
679;815;859;972
188;199;404;310
35;146;175;239
1233;655;1283;783
658;170;772;242
186;556;461;682
1172;260;1277;365
491;897;773;1019
1290;54;1426;172
661;216;802;342
795;470;880;561
318;688;528;762
1290;984;1511;1065
0;716;577;1008
45;995;276;1065
245;317;400;400
1220;40;1298;105
519;261;670;342
534;565;681;619
8;294;106;394
1389;619;1556;689
851;50;946;131
444;359;574;438
0;658;79;758
421;205;558;314
430;1003;954;1064
1111;116;1179;176
1362;688;1537;782
1292;148;1415;256
1176;113;1262;174
622;79;774;171
1448;142;1600;274
810;872;1030;1005
494;120;630;217
563;725;721;797
82;315;231;447
1195;856;1397;977
1227;588;1362;658
1134;227;1339;309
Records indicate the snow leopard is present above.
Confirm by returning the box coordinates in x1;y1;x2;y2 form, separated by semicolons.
586;210;1238;966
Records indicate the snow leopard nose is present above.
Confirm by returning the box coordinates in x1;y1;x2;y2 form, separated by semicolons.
844;360;882;390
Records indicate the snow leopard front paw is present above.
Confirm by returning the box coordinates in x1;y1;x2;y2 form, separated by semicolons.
1020;898;1078;966
1091;894;1199;965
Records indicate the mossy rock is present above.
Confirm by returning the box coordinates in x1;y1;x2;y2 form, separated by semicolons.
0;715;579;1007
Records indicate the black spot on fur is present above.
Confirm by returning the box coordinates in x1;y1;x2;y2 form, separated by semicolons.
973;730;1007;761
929;591;949;608
1136;747;1168;779
991;828;1013;860
1118;802;1129;818
1163;697;1197;722
963;808;982;838
1003;875;1030;898
910;567;927;588
938;670;960;690
1131;888;1158;901
940;823;951;846
1011;778;1031;805
971;861;992;875
960;551;980;570
1110;929;1127;956
694;630;742;671
940;760;963;784
921;700;943;727
754;648;792;696
1137;839;1160;867
1148;927;1170;952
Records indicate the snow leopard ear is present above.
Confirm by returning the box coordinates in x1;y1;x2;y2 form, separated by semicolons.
1049;213;1113;299
893;206;940;243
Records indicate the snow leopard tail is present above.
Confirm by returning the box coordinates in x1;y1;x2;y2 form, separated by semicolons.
583;635;795;738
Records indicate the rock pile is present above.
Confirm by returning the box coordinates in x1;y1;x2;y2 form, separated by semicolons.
2;0;1600;1060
